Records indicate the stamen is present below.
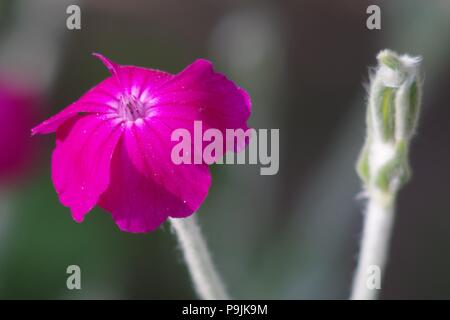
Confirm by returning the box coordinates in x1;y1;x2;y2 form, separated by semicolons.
117;94;149;121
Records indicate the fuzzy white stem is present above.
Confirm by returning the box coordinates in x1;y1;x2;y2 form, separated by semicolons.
351;190;395;300
353;50;422;300
170;216;229;300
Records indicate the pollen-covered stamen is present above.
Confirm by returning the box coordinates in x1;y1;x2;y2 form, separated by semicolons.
117;94;149;121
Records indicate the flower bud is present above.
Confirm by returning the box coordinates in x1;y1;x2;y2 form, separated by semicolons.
357;50;422;194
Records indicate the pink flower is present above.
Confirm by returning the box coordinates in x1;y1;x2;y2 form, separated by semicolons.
0;78;39;183
32;54;251;233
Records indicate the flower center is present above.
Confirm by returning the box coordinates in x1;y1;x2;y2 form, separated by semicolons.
117;94;149;121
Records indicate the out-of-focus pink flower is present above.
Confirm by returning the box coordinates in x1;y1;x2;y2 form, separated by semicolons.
0;78;39;183
32;54;251;233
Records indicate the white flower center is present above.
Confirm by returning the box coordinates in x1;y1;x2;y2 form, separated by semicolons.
117;94;150;121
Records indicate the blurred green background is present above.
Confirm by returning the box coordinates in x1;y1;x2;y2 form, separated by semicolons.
1;0;450;299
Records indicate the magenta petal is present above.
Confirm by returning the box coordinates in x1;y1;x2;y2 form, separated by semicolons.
31;83;118;135
157;59;251;123
153;59;251;154
92;53;121;76
93;53;173;98
52;114;123;222
32;55;173;136
0;79;38;181
99;120;211;233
